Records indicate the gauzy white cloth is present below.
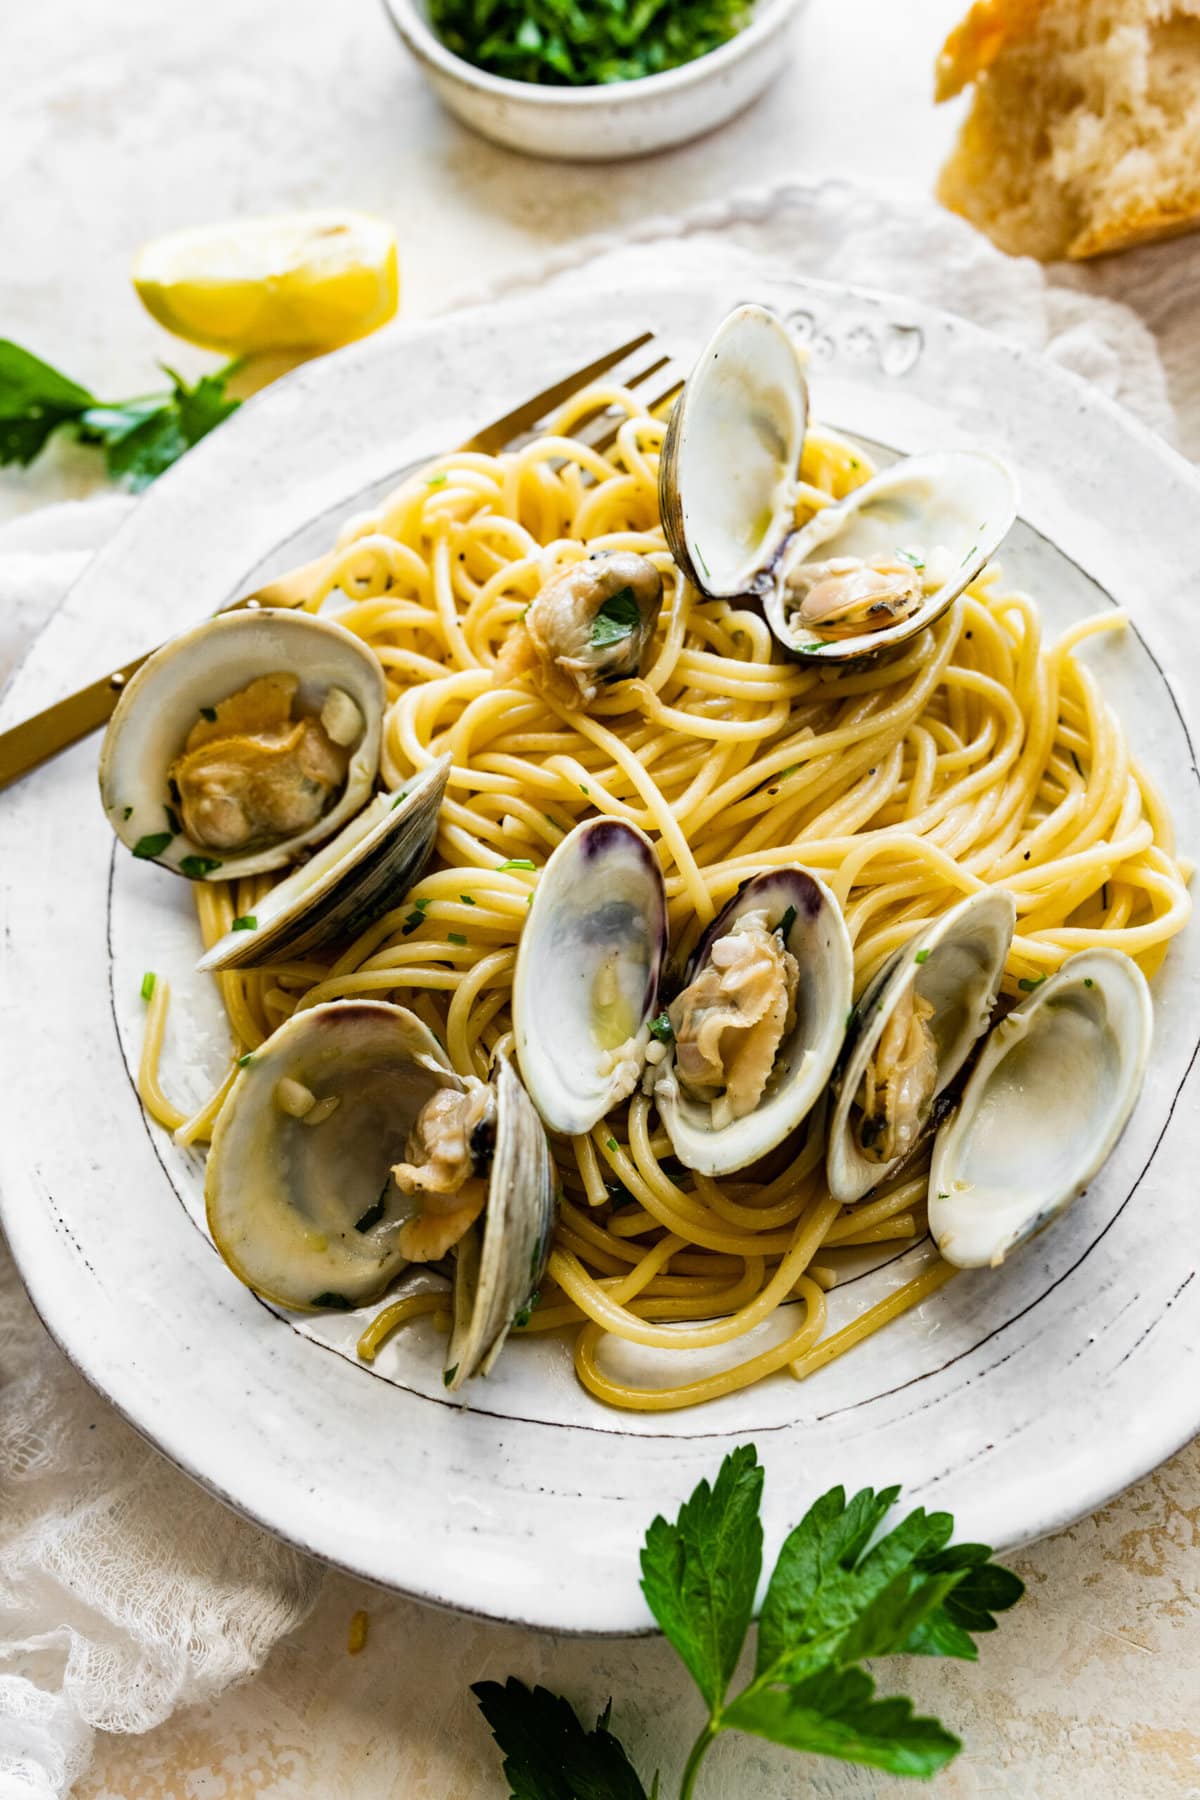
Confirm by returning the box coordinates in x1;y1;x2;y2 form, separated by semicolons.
0;175;1181;1800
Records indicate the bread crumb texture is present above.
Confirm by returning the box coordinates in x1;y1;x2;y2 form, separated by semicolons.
936;0;1200;259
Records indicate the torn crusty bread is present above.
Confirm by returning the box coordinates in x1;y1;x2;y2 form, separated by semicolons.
935;0;1200;259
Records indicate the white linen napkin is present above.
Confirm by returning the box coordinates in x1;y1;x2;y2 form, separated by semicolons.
0;175;1185;1800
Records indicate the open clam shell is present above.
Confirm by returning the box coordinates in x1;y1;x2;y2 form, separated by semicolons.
763;450;1018;663
826;888;1016;1205
99;609;386;881
446;1054;556;1389
207;1000;557;1386
197;755;451;972
930;949;1152;1269
659;303;809;599
654;868;852;1177
512;818;668;1137
206;1000;463;1311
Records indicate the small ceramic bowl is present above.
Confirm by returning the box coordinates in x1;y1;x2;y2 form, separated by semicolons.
381;0;807;161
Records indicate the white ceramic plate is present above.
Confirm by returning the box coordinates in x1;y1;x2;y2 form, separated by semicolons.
1;276;1197;1634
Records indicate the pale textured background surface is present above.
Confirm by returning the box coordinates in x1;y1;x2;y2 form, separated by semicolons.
2;0;1198;1794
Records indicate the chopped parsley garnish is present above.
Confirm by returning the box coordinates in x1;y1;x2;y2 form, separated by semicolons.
579;784;589;796
896;547;925;570
428;0;750;86
402;909;427;936
122;805;133;821
513;1290;540;1329
443;1364;459;1387
777;763;800;780
355;1190;388;1233
1017;975;1046;992
460;893;476;904
694;541;711;579
312;1292;353;1311
648;1011;675;1044
775;904;797;942
606;1136;619;1152
589;587;641;650
448;931;468;946
800;641;828;652
140;971;156;1001
391;790;409;808
960;544;978;567
179;854;222;879
914;948;931;964
231;914;257;932
1084;977;1094;988
237;1052;256;1068
497;857;537;871
199;705;218;723
426;472;448;487
132;831;173;860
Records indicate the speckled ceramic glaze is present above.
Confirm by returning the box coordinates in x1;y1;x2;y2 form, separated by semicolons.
1;276;1197;1633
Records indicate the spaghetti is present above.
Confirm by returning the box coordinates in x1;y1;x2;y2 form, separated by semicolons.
143;378;1191;1411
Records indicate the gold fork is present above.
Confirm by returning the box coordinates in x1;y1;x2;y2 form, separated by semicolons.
0;329;684;793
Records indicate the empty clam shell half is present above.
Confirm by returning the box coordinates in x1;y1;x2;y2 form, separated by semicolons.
654;868;852;1177
99;609;386;881
512;818;668;1137
197;755;451;972
827;887;1016;1205
446;1053;557;1389
764;449;1018;663
659;303;809;599
930;949;1152;1269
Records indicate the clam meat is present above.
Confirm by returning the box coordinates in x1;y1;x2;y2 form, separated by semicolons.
654;869;853;1177
497;550;664;708
826;888;1016;1204
100;608;386;880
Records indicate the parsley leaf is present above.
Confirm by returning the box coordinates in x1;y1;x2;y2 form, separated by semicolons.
477;1450;1023;1797
648;1011;675;1045
0;340;97;464
590;587;642;651
0;338;239;489
722;1666;959;1777
472;1679;650;1800
639;1442;763;1713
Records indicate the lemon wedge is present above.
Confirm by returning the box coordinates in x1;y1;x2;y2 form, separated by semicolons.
132;212;399;355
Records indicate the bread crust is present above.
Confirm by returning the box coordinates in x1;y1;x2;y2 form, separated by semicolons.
1069;196;1200;258
934;0;1044;100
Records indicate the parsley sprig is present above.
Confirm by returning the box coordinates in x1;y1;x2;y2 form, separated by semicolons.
0;338;240;491
473;1445;1022;1796
429;0;750;87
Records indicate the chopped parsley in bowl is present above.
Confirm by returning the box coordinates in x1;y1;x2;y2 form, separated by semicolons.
427;0;752;86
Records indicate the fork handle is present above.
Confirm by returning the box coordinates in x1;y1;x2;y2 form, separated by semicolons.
0;653;149;792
